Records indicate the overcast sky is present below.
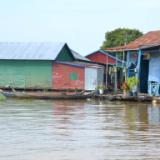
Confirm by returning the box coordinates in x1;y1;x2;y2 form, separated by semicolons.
0;0;160;55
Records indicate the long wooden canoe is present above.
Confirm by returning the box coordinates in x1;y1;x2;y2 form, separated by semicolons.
0;91;93;100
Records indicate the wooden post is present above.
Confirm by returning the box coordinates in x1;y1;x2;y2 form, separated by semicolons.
126;51;130;78
137;49;142;79
106;53;109;88
114;53;118;94
137;49;142;93
122;51;127;82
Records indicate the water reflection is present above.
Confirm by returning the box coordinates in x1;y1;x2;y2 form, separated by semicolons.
124;102;160;130
124;103;149;131
0;100;160;160
148;104;160;124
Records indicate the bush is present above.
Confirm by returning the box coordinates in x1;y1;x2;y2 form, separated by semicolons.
96;85;106;90
126;77;139;91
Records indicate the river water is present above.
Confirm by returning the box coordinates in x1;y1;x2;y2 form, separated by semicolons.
0;99;160;160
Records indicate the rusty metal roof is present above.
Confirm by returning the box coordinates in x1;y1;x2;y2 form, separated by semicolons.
105;30;160;52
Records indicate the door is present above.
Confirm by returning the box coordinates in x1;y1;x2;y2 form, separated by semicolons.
97;68;104;86
140;55;149;93
85;68;97;90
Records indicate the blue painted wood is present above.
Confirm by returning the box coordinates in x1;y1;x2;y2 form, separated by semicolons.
126;51;130;77
148;54;160;83
127;51;139;78
137;49;142;78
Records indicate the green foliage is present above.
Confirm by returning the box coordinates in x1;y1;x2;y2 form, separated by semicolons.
126;77;139;91
96;85;106;90
101;28;143;48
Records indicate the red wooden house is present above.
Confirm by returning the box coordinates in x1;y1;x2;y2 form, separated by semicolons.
86;49;124;89
86;50;116;65
53;62;84;90
53;61;104;90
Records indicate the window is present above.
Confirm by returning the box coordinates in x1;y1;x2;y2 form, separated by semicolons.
70;72;78;80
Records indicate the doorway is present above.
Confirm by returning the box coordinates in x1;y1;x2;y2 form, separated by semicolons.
139;55;149;93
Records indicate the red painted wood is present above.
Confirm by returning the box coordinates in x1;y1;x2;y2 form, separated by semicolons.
53;63;84;90
86;52;116;65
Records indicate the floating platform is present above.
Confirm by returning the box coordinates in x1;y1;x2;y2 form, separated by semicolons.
94;94;157;102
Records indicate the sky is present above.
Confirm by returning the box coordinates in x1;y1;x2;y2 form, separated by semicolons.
0;0;160;55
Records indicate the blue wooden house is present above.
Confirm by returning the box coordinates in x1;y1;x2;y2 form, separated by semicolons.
105;30;160;95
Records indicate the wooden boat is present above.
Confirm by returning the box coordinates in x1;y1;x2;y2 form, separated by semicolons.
0;91;93;100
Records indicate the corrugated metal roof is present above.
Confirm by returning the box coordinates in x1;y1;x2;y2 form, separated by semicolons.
71;49;90;61
73;61;104;68
55;61;103;69
54;61;86;68
86;49;125;64
0;42;66;60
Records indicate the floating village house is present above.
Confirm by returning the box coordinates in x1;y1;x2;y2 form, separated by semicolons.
0;42;104;91
86;49;124;90
105;30;160;96
53;61;104;90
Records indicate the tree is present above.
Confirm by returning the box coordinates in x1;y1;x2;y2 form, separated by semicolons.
101;28;143;48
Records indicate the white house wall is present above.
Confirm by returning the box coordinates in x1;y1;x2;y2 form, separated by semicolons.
97;68;104;86
85;67;98;90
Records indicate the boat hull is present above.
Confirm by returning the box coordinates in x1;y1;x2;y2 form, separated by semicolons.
1;91;92;100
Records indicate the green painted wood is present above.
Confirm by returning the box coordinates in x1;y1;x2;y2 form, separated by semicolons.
56;45;74;61
70;72;78;80
0;60;52;89
0;61;25;88
25;61;52;88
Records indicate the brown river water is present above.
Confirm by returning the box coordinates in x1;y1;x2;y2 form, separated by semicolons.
0;99;160;160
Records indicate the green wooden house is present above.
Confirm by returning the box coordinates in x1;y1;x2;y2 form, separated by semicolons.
0;42;89;89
